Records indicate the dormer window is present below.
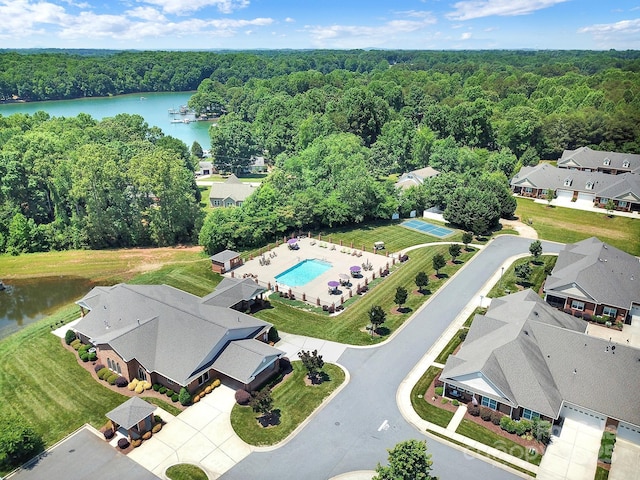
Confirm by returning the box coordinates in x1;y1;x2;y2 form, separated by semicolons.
623;160;630;168
564;178;572;187
603;158;610;166
586;181;594;190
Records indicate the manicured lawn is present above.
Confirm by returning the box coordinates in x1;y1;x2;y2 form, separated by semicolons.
255;245;476;345
129;257;222;296
410;366;454;428
143;397;182;417
0;306;126;475
486;255;557;299
595;466;610;480
456;419;543;466
515;198;640;256
230;362;345;446
166;463;209;480
434;329;467;364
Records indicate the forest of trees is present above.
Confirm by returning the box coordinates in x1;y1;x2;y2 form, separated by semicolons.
1;49;639;255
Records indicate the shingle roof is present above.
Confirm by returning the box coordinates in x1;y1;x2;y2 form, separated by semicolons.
596;173;640;202
208;174;256;203
442;289;640;427
209;249;240;264
74;284;279;386
106;397;156;430
510;163;624;194
212;339;284;384
201;277;266;308
559;146;640;174
545;237;640;310
395;167;440;189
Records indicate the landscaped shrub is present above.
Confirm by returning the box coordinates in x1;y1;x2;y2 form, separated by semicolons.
94;364;105;373
65;329;77;345
135;383;144;394
80;353;90;362
193;395;200;403
88;352;97;361
516;419;532;436
127;380;138;391
117;438;130;449
178;387;191;406
131;439;142;448
142;431;152;440
154;414;162;424
71;338;81;348
479;407;492;421
434;386;444;396
433;373;443;388
152;383;161;391
279;356;291;372
212;378;221;388
165;389;175;398
107;373;119;385
500;416;512;431
532;419;552;444
468;405;480;416
97;367;110;379
235;389;251;405
490;410;503;425
78;344;90;354
204;385;213;394
171;393;179;402
152;423;162;434
103;428;114;440
115;376;128;388
159;386;167;394
452;399;460;406
268;326;279;343
142;381;152;390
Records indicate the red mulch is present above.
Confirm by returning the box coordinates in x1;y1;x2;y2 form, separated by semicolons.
423;376;546;455
62;338;187;410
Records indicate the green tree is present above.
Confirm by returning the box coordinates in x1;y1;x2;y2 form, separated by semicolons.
394;286;408;310
249;388;274;423
461;231;473;248
529;240;542;261
178;387;192;406
415;271;429;294
605;199;615;216
449;243;462;262
545;188;555;206
515;262;532;285
443;186;501;236
368;305;386;335
298;349;325;383
432;253;446;276
6;212;33;255
191;141;204;159
373;439;434;480
0;415;44;470
209;113;259;175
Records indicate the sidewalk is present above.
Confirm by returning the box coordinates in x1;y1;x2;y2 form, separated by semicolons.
396;253;539;479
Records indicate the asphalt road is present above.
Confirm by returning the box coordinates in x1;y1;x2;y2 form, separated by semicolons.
222;236;564;480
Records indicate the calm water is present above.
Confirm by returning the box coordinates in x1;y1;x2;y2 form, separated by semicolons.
0;277;93;340
275;259;333;287
0;91;212;149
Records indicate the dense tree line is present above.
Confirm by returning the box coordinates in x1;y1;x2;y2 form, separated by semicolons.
0;113;201;254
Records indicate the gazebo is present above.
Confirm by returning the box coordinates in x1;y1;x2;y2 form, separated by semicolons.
106;397;157;440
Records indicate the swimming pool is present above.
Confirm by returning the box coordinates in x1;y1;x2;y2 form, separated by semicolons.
275;259;332;287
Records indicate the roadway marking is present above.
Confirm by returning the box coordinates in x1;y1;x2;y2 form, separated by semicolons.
377;420;389;432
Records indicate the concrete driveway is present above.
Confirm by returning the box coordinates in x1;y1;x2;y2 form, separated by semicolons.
128;386;252;479
609;439;640;480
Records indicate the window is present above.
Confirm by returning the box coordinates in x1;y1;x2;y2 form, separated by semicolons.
563;178;572;187
603;306;617;318
481;397;497;410
522;408;540;420
619;201;627;208
116;363;121;374
198;371;210;385
585;181;594;190
137;366;147;381
571;300;585;311
623;160;630;168
107;358;113;369
600;197;608;204
212;200;220;206
524;187;532;193
603;158;610;166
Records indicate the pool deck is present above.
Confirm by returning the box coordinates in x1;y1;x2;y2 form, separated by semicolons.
228;237;393;309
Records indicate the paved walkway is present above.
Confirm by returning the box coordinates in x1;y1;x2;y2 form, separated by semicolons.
533;197;640;218
275;332;348;363
446;405;468;432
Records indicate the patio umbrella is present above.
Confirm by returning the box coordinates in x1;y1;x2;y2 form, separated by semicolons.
327;280;340;288
338;273;350;281
287;238;298;245
350;265;361;273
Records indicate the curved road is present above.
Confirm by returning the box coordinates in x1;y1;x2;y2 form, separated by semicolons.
222;236;563;480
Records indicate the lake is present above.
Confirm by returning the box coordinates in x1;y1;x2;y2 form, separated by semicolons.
0;277;94;340
0;91;212;149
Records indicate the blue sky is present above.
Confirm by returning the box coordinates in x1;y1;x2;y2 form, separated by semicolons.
1;0;639;50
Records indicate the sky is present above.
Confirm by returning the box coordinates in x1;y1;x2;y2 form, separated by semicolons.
0;0;639;51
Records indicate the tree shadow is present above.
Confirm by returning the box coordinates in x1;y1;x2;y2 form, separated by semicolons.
517;281;533;288
375;326;390;336
435;273;449;279
397;306;413;314
417;288;432;296
257;409;281;427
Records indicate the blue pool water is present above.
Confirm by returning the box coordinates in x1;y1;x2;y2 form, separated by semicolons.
275;259;332;287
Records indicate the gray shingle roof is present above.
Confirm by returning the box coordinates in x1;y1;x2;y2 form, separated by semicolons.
212;339;284;384
442;289;640;427
545;237;640;310
74;284;277;386
106;397;156;430
208;174;257;203
395;167;440;189
510;163;624;194
209;249;240;264
201;277;266;308
559;146;640;174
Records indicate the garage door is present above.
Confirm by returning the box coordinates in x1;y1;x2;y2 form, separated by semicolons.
561;403;606;430
618;422;640;445
630;304;640;318
576;192;594;207
556;190;573;204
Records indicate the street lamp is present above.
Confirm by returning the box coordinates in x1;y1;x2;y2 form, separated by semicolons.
500;266;504;289
480;295;484;307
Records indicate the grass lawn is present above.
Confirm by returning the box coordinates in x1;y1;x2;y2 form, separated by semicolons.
515;198;640;256
230;362;345;446
0;305;127;475
456;419;543;466
595;466;610;480
255;245;476;345
409;366;454;428
434;329;467;364
143;397;182;417
166;463;208;480
486;255;557;299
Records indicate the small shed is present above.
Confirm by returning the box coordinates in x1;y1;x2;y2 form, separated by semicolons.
106;397;156;440
210;249;242;274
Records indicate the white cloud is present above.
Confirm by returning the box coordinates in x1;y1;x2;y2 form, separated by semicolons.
578;18;640;47
447;0;568;21
284;17;295;23
461;32;472;40
127;6;167;22
0;0;69;37
138;0;249;16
